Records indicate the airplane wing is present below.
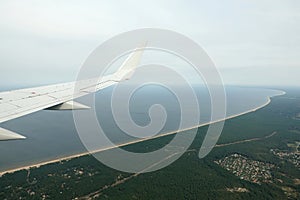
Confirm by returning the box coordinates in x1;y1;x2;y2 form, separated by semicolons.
0;45;145;140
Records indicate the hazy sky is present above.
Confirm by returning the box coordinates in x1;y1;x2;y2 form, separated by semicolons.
0;0;299;87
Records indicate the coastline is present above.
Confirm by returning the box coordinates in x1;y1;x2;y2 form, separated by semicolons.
0;90;286;177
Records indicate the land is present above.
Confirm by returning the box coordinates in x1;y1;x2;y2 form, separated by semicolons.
0;87;300;199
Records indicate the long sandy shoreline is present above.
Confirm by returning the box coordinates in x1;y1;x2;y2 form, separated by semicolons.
0;90;286;177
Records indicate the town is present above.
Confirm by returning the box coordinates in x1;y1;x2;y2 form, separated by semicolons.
215;153;274;184
271;141;300;169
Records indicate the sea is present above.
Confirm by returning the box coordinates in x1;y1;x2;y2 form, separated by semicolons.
0;85;284;172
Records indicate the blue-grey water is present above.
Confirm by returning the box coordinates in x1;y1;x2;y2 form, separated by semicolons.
0;85;283;171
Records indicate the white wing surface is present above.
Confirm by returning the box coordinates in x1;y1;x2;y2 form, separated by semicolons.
0;46;145;140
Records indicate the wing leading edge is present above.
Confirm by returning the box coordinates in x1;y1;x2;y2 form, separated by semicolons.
0;44;146;140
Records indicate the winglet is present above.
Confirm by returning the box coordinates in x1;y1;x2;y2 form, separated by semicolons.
113;42;147;81
0;127;26;141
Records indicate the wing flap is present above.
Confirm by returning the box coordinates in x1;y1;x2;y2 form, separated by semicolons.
0;127;26;141
47;101;90;110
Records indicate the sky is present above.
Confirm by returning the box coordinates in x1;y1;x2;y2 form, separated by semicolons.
0;0;299;88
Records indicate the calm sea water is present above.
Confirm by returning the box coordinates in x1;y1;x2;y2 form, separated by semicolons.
0;85;283;171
